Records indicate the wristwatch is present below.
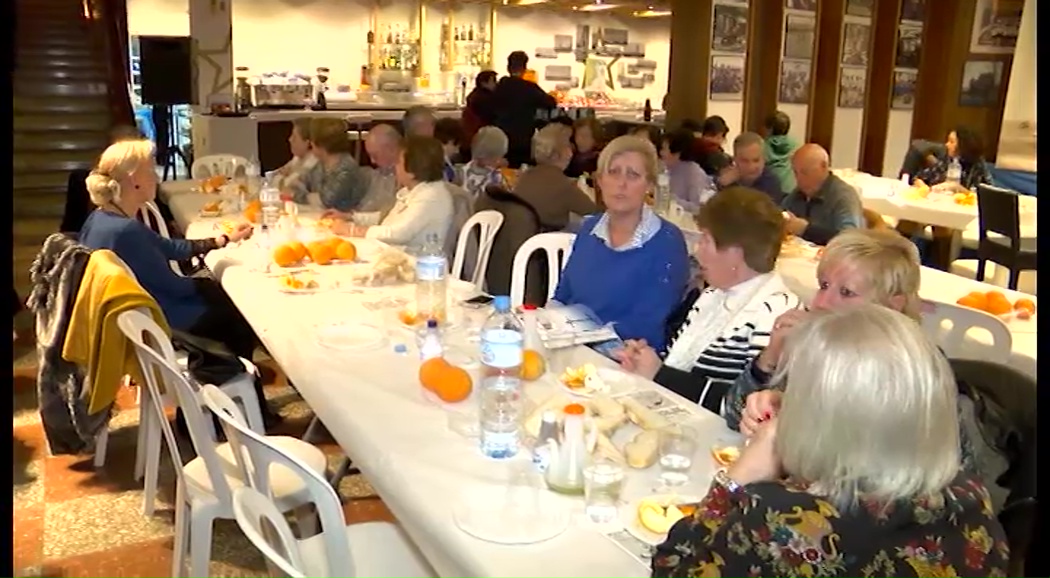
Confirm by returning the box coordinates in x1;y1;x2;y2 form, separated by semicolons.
713;469;743;493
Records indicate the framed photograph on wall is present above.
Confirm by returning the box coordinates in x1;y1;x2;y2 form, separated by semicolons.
900;0;926;24
959;59;1005;106
785;0;816;11
842;22;871;66
891;69;917;109
779;60;812;104
710;55;745;101
895;26;923;69
783;14;816;60
970;0;1023;54
838;66;867;108
712;3;749;54
846;0;873;17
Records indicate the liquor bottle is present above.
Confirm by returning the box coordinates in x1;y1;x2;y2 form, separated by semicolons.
367;28;374;45
643;98;652;122
468;24;475;41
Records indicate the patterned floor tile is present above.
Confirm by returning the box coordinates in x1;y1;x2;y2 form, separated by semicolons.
42;491;175;560
14;505;45;573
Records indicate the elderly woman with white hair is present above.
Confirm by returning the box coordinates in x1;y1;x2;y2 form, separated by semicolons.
77;139;279;425
652;304;1010;578
459;126;510;200
553;135;690;350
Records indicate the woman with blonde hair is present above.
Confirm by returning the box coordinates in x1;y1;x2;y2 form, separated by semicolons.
652;304;1010;577
77;139;278;425
553;135;690;350
618;187;800;414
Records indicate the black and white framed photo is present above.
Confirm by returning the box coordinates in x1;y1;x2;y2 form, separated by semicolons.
842;22;871;66
891;69;917;109
712;3;749;54
710;55;745;101
783;14;816;60
838;66;867;108
969;0;1023;54
895;25;923;69
779;60;812;104
786;0;816;11
900;0;926;24
846;0;873;17
959;59;1005;106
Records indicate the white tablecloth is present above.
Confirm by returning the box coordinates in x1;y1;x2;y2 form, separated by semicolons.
172;198;739;577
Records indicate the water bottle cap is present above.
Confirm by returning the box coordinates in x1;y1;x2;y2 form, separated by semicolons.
522;304;537;311
426;318;438;328
493;295;511;311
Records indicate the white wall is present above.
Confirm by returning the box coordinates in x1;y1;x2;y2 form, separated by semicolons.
1001;0;1035;124
829;14;871;169
776;8;814;145
127;0;670;106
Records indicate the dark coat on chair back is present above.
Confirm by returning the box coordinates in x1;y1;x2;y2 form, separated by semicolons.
474;186;555;306
899;139;946;182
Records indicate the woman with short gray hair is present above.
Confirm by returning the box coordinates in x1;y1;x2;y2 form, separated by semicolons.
460;126;509;199
652;304;1010;578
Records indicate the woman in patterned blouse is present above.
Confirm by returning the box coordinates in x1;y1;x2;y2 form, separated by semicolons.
286;118;370;214
652;304;1010;578
913;126;992;191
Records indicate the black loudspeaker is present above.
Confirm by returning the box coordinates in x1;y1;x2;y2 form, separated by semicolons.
138;35;194;106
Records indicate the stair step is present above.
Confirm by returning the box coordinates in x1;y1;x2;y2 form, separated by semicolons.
16;67;107;83
18;53;100;69
15;150;99;173
15;130;108;152
13;190;69;219
14;80;109;97
18;45;95;58
15;113;111;132
14;95;110;115
14;171;72;191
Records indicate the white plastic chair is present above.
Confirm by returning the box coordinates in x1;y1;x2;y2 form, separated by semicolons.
450;210;504;291
920;301;1014;364
509;232;576;307
120;313;327;578
191;154;251;180
114;310;270;518
206;388;433;578
137;201;184;276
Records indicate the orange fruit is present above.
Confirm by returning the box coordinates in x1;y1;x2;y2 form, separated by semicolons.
287;241;308;262
984;291;1012;316
520;349;546;381
434;366;473;403
272;244;301;268
399;309;419;326
957;291;988;311
335;240;357;262
1013;298;1036;315
419;357;451;391
324;236;344;250
307;241;335;266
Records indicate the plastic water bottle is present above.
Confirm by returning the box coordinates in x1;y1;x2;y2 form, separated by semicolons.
479;295;524;459
415;233;448;323
417;319;444;361
259;171;281;231
655;165;672;216
946;157;963;185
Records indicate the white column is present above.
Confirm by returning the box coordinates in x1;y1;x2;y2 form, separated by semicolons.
189;0;234;110
997;1;1035;171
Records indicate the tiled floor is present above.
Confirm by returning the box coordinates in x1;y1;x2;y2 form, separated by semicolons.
13;343;391;577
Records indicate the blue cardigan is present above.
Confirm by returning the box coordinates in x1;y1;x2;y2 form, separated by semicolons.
553;215;690;350
78;211;207;330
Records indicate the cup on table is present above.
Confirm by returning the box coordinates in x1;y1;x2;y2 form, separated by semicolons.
353;211;382;227
658;424;698;487
583;459;625;524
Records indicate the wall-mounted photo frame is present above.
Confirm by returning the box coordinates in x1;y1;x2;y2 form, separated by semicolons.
895;26;923;70
846;0;873;17
554;35;574;53
838;66;867;108
712;3;748;54
544;65;573;82
710;54;745;101
786;0;816;11
959;59;1005;106
900;0;926;24
969;0;1022;54
891;68;917;109
784;14;816;60
534;48;558;60
842;22;871;67
779;60;812;104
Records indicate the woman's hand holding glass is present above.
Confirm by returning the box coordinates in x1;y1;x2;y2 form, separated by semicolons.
740;390;782;438
615;339;662;380
726;416;782;486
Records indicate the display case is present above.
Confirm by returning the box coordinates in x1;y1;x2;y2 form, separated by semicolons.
365;1;423;84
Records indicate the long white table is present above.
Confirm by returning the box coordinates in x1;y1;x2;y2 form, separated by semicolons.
169;196;738;576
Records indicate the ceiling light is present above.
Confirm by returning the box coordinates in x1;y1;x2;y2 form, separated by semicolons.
578;2;618;11
633;9;671;17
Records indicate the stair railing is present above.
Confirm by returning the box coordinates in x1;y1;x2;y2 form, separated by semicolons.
85;0;135;128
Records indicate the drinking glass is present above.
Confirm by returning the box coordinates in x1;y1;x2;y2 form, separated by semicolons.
658;425;698;486
583;460;625;524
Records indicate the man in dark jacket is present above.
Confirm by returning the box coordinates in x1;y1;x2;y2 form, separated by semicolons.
492;51;557;168
462;70;498;154
687;115;732;177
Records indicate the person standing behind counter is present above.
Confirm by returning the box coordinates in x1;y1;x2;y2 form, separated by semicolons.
492;50;557;168
781;143;862;246
284;118;370;213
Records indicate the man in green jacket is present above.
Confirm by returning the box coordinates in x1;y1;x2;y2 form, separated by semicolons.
762;110;800;193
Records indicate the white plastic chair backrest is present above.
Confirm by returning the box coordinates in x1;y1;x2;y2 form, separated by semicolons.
232;487;308;578
117;310;237;503
509;232;576;307
138;201;171;238
920;301;1013;364
443;183;474;259
191;154;251;180
451;210;504;289
201;385;353;577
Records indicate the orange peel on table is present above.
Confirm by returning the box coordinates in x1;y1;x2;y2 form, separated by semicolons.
201;175;228;194
956;290;1034;319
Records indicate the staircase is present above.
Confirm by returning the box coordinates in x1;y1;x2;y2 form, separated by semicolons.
14;0;113;219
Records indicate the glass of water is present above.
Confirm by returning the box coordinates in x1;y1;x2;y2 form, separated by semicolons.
583;459;625;524
658;425;698;486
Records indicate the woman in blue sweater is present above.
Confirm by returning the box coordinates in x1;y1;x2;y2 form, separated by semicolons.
78;139;278;426
553;136;690;351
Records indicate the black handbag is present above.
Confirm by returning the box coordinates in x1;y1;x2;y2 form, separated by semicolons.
170;329;251;386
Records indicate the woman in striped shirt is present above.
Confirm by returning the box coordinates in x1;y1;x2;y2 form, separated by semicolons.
618;186;800;414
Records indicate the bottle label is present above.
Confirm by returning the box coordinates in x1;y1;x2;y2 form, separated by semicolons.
416;256;446;282
480;329;523;368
